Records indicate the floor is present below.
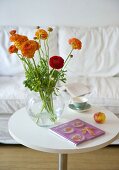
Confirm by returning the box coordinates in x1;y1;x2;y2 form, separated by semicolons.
0;145;119;170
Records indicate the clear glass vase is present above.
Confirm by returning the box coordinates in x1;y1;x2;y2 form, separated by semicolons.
26;91;65;127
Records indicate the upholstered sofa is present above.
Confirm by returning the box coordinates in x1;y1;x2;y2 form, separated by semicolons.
0;25;119;144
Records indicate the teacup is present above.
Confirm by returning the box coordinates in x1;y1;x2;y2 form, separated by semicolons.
72;96;88;110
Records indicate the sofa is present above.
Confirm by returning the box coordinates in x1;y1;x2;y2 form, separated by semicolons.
0;25;119;144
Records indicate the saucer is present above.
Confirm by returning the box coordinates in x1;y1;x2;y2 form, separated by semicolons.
68;103;91;112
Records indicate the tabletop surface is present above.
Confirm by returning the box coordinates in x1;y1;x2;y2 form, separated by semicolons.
8;106;119;154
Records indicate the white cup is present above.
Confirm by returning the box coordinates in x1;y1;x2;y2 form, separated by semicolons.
72;96;88;109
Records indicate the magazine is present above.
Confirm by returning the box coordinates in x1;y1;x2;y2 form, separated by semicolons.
50;119;105;146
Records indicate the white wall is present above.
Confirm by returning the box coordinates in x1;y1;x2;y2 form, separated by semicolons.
0;0;119;27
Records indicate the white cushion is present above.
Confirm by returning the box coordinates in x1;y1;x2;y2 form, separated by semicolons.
59;26;119;77
87;77;119;105
0;76;27;114
0;26;58;76
85;77;119;114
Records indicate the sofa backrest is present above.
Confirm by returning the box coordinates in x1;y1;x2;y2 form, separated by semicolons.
1;25;119;78
59;26;119;78
0;26;58;76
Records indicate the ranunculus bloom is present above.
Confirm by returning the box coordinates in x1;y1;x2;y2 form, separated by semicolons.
10;34;21;42
68;38;82;50
10;34;28;50
14;36;29;50
9;30;16;35
8;45;18;54
35;29;48;40
49;56;64;69
21;40;40;58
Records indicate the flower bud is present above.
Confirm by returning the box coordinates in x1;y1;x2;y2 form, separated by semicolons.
36;26;40;29
9;30;16;35
33;36;37;40
48;27;53;32
69;54;73;58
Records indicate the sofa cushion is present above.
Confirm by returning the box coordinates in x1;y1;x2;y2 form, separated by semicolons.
0;26;58;76
85;77;119;114
0;76;26;114
87;77;119;105
59;26;119;77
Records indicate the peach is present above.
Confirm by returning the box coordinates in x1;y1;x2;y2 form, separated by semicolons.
94;112;106;124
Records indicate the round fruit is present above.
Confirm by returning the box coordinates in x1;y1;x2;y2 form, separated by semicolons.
94;112;106;124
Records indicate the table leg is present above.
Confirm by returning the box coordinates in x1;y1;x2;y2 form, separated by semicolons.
58;154;68;170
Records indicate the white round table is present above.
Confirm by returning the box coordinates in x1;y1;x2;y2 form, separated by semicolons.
8;106;119;170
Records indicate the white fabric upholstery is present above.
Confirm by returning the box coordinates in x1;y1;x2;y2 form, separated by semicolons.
0;26;58;76
89;77;119;103
59;26;119;77
0;75;26;114
84;77;119;114
87;77;119;106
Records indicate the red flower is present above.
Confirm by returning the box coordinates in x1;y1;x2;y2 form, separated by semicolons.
49;56;64;69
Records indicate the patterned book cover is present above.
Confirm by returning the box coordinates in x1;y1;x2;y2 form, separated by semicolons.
50;119;105;146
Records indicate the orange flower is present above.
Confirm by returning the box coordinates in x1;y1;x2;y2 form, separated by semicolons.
14;36;29;49
10;34;21;42
21;40;40;58
68;38;82;50
8;45;18;54
35;29;48;40
9;30;16;35
10;34;28;50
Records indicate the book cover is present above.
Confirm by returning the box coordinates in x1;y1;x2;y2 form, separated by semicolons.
50;119;105;146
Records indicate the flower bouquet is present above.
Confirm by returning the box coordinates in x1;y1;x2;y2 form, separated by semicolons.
8;27;82;126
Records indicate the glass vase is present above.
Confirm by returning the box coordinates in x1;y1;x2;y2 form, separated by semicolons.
26;91;65;127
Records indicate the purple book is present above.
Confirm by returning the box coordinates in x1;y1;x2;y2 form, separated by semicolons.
50;119;105;146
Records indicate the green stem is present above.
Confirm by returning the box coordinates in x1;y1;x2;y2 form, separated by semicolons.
26;59;33;69
39;92;57;122
38;50;42;60
36;101;45;124
32;58;37;69
17;54;30;72
40;48;45;57
46;32;50;58
32;58;40;79
44;40;48;58
46;39;49;57
63;49;73;70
